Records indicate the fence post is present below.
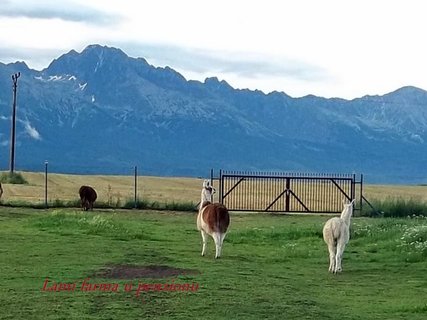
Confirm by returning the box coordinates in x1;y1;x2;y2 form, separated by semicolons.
210;168;214;202
44;161;48;208
134;166;137;209
360;174;363;213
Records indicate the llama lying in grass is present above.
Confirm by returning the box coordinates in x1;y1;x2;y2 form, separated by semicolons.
197;180;230;259
322;199;355;273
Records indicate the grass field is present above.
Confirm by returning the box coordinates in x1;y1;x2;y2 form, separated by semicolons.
0;206;426;319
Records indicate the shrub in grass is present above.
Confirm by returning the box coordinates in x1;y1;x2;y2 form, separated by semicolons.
54;199;84;209
400;225;427;257
228;225;321;245
0;172;28;184
94;200;115;209
44;199;81;208
123;198;196;211
66;199;82;207
361;198;427;217
0;200;46;209
33;209;142;239
163;201;197;211
123;198;149;209
84;214;129;236
149;201;161;210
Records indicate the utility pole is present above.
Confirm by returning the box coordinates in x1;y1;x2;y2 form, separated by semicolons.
9;72;20;174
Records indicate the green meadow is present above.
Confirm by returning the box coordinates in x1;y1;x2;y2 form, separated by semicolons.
0;207;426;319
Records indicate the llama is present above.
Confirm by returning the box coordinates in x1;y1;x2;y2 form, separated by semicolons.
322;199;355;273
79;185;97;211
197;180;230;258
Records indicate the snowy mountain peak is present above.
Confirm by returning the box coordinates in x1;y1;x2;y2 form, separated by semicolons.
1;44;427;183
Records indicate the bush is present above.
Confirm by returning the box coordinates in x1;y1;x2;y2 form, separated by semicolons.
400;225;427;257
123;198;149;209
0;172;28;184
34;210;133;238
164;201;197;211
123;198;197;211
361;198;427;217
51;199;81;208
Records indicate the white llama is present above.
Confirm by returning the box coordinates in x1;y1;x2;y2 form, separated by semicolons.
197;180;230;258
322;199;355;273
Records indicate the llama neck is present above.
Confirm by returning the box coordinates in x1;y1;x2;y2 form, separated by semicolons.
340;207;353;226
201;188;212;204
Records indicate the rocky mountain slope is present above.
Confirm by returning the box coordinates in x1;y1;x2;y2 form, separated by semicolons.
1;45;426;183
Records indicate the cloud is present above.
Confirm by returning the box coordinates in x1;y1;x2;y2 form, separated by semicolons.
0;40;329;83
0;46;64;69
0;0;122;25
22;120;41;140
119;42;329;82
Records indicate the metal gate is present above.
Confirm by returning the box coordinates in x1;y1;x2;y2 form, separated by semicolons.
217;171;361;213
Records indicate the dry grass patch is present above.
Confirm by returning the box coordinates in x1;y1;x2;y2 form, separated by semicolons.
0;171;205;205
2;171;427;211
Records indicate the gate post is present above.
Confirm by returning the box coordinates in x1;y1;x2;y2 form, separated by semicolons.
285;177;290;212
351;173;356;201
360;174;363;212
210;168;214;202
219;169;223;204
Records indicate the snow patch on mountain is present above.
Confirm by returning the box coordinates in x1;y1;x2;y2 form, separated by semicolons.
23;120;41;140
48;75;63;81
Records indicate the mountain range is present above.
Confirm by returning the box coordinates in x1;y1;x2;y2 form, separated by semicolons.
1;44;427;184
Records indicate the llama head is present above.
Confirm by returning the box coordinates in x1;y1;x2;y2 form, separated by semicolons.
203;179;210;188
342;199;355;207
340;199;355;221
202;179;216;194
201;179;216;203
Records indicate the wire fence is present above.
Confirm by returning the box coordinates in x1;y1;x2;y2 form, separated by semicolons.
0;167;375;214
0;165;204;210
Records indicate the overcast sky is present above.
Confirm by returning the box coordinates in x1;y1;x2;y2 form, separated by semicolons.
0;0;426;99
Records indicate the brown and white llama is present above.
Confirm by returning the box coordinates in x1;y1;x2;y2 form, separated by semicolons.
322;199;355;273
197;179;230;258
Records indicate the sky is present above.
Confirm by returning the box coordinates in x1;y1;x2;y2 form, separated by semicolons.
0;0;427;99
